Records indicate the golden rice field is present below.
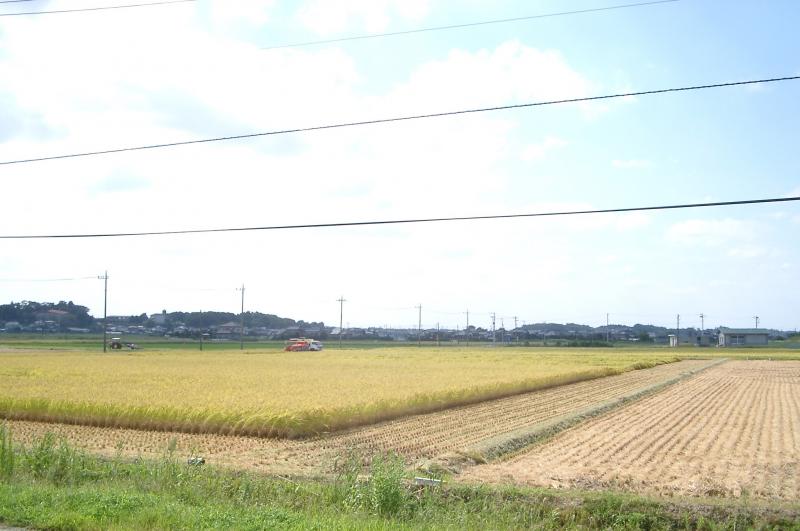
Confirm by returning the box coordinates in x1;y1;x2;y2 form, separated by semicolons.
0;347;679;438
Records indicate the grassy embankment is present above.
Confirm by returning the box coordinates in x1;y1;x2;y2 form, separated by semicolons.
1;426;797;530
0;347;679;438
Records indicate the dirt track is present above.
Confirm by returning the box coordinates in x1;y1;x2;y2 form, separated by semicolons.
463;360;800;501
5;359;713;475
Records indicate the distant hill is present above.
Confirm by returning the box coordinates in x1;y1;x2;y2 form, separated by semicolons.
0;300;791;339
0;300;94;330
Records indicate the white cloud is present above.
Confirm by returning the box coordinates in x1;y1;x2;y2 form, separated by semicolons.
296;0;430;35
520;136;567;161
743;82;769;93
666;219;756;246
383;41;591;114
612;159;651;169
208;0;276;27
727;246;767;259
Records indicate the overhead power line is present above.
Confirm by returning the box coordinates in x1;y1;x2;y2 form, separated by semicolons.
2;76;797;166
262;0;679;50
0;275;98;282
1;196;797;240
0;0;194;17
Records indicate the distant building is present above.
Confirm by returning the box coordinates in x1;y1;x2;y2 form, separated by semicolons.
668;334;678;347
150;311;168;326
718;328;768;347
687;330;714;346
214;322;243;336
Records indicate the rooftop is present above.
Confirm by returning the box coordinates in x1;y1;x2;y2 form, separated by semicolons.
719;328;768;335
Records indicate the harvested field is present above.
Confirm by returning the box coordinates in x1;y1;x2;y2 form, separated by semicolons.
4;359;713;475
463;360;800;501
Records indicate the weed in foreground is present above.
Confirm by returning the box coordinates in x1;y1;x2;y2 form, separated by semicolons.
0;423;14;479
332;451;410;518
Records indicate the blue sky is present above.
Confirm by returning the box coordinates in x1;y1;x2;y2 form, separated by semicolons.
0;0;798;331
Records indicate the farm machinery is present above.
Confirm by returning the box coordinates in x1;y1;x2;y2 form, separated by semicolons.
109;337;140;350
284;338;323;352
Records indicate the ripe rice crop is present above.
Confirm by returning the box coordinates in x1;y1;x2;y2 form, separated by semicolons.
0;347;677;438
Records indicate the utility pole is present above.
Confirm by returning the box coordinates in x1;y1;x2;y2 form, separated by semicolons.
513;316;518;342
491;312;496;346
699;313;705;332
237;284;245;350
436;322;440;346
416;304;422;347
99;271;108;352
676;314;680;346
337;296;346;349
465;310;469;346
606;313;610;343
754;315;759;328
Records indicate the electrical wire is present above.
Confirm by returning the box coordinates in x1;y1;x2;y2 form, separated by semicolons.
3;76;797;166
261;0;679;50
1;196;797;240
0;0;194;17
0;276;98;282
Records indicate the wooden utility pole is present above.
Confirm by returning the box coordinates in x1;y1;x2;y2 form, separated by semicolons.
415;304;422;347
337;296;346;349
238;284;245;350
465;310;469;346
99;271;108;352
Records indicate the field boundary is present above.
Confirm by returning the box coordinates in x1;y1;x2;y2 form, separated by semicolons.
468;358;727;462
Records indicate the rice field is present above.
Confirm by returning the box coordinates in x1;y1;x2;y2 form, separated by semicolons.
0;347;677;438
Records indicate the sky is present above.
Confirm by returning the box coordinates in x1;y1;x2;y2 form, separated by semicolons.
0;0;798;331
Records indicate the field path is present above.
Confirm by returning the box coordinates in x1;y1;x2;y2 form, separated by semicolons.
463;360;800;501
6;359;715;475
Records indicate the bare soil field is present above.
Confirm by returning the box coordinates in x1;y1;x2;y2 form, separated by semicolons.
463;360;800;501
4;359;714;476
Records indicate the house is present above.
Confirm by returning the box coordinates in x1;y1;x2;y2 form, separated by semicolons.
214;322;244;336
718;327;768;347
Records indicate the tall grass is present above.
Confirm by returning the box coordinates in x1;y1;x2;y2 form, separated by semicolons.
0;423;14;478
0;362;673;438
0;431;796;530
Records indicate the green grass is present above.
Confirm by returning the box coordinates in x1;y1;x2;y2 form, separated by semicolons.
1;426;797;530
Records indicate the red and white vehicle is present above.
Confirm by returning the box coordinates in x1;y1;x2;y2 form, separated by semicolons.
284;338;323;352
